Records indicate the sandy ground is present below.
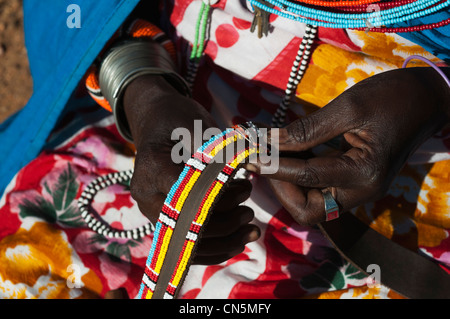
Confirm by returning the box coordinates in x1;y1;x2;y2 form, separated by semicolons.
0;0;32;123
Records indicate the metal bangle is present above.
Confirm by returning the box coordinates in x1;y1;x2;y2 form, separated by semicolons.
99;39;191;142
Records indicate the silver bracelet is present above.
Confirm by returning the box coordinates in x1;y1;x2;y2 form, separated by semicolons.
99;39;191;142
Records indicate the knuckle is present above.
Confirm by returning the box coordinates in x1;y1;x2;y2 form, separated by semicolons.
293;160;320;186
293;211;313;226
341;87;363;110
359;154;383;186
288;117;313;145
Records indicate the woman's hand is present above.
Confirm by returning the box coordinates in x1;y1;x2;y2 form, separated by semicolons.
123;75;260;265
248;67;450;226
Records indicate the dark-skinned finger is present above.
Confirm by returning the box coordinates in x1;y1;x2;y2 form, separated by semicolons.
247;155;359;189
248;130;377;188
195;224;260;257
201;205;255;238
267;179;329;226
266;98;357;152
214;179;252;213
193;250;246;265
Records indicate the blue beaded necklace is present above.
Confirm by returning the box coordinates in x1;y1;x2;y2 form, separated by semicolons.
248;0;450;28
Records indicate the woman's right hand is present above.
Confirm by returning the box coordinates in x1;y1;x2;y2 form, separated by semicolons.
123;75;260;265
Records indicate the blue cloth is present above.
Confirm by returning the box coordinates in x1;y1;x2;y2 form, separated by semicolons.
393;10;450;63
0;0;140;195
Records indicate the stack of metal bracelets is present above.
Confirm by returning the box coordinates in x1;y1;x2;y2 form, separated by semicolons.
97;38;191;142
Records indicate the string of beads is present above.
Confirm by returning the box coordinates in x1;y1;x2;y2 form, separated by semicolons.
291;0;383;6
272;24;318;128
77;170;154;240
248;0;450;29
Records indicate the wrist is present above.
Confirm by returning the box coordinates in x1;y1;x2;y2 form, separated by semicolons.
123;74;181;147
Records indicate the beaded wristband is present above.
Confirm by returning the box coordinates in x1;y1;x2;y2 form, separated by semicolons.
137;123;264;299
98;39;191;142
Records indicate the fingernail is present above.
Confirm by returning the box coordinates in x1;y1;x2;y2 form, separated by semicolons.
244;163;259;173
247;228;261;242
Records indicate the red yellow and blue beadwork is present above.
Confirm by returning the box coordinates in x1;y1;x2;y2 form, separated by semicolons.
138;126;262;299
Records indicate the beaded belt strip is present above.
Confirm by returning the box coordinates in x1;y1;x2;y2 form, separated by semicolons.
137;124;263;299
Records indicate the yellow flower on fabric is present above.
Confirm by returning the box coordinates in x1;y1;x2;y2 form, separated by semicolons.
0;222;102;298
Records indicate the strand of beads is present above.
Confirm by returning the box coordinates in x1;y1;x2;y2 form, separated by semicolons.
186;1;211;90
353;17;450;32
268;0;443;21
248;0;450;29
271;24;318;128
291;0;381;7
77;170;155;239
331;0;418;12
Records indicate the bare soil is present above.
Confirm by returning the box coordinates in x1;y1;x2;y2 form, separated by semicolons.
0;0;33;123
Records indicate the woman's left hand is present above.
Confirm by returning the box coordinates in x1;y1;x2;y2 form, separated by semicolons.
247;67;450;225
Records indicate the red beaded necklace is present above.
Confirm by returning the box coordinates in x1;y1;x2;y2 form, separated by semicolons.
332;0;418;12
292;0;381;7
354;17;450;32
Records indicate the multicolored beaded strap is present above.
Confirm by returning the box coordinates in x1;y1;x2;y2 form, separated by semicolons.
137;124;263;299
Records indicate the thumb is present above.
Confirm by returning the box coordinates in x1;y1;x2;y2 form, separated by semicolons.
272;99;353;152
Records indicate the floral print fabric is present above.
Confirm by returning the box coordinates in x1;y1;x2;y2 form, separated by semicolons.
0;0;449;299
